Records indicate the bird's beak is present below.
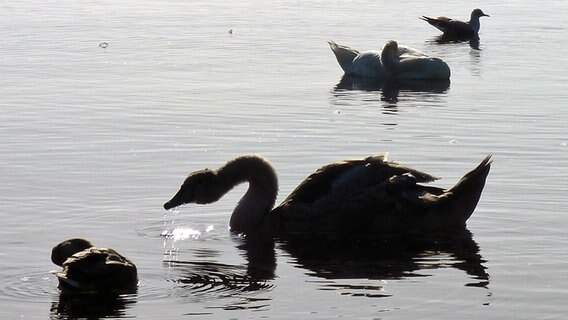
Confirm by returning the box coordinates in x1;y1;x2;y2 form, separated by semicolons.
163;188;191;210
163;200;176;210
483;13;490;17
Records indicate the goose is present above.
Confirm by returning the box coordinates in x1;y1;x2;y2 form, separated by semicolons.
51;238;138;293
328;40;428;78
163;154;492;237
421;8;490;37
380;40;451;80
329;40;450;80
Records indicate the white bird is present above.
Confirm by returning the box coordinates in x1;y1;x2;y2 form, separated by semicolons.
329;40;450;80
421;8;490;36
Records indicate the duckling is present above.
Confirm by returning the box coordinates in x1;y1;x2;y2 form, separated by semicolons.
51;238;138;293
164;154;492;237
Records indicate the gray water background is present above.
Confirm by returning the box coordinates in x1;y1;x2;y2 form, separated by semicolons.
0;0;567;318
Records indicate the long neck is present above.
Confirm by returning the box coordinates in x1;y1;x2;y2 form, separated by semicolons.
217;155;278;235
469;15;481;33
381;43;403;75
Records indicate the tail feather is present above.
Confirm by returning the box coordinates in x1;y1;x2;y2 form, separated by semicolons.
328;40;359;73
448;155;492;195
443;155;492;224
420;16;448;33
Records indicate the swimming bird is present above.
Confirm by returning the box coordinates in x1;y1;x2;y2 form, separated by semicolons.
420;8;489;37
51;238;138;293
381;40;451;80
328;41;425;78
163;154;492;237
329;40;450;80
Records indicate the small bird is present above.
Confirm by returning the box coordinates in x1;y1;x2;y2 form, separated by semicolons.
420;8;490;37
51;238;138;293
164;154;492;237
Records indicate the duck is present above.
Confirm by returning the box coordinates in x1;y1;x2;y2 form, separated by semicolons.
329;40;450;80
163;154;492;237
51;238;138;293
420;8;490;37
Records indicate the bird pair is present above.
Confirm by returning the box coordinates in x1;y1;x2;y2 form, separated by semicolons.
328;9;489;79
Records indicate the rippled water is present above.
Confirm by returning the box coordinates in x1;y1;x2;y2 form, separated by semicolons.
1;0;567;319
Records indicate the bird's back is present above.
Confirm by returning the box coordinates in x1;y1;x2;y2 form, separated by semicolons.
270;155;440;234
421;16;474;35
328;41;360;73
268;155;491;236
57;247;138;293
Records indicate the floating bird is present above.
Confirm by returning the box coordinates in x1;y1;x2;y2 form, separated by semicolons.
420;9;489;37
329;40;450;80
381;40;451;79
51;238;138;293
329;40;425;78
164;154;492;237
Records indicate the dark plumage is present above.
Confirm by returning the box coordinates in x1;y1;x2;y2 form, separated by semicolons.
421;8;489;36
51;238;138;293
164;154;492;236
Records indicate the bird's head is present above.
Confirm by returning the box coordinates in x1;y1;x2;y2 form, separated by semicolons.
163;169;226;210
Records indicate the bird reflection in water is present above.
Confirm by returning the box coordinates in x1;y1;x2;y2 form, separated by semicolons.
50;292;137;319
165;227;488;303
425;34;484;76
429;33;482;50
333;75;450;105
278;229;489;297
164;236;276;311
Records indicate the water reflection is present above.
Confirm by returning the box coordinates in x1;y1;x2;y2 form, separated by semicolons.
279;229;489;296
332;75;450;105
164;238;276;311
49;292;137;319
166;228;488;302
429;34;482;50
237;238;278;281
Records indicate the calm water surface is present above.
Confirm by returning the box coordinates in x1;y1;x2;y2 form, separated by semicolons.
1;0;567;319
